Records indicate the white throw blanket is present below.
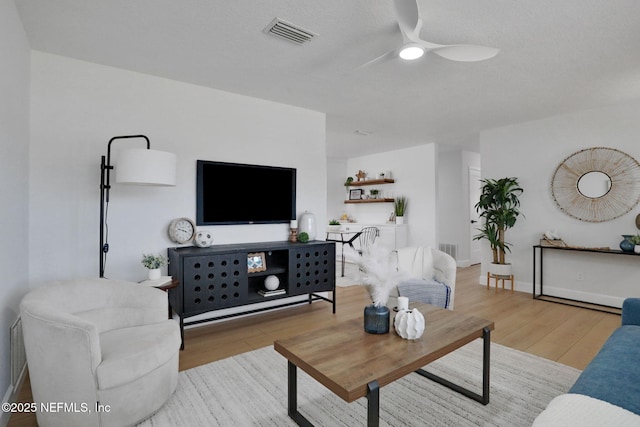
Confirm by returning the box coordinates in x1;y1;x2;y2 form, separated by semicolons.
533;394;640;426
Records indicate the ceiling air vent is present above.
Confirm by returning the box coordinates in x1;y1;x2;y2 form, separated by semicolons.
264;18;316;45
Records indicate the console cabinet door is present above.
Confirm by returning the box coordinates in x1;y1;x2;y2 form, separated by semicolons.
182;253;248;315
288;244;335;296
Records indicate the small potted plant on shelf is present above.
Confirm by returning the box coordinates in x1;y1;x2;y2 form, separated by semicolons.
142;253;167;280
328;219;341;232
394;196;408;224
369;189;380;199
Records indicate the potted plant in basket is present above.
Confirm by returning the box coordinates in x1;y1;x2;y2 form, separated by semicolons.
473;177;524;276
142;253;167;280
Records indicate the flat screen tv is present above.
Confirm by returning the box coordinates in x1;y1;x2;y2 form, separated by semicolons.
196;160;296;225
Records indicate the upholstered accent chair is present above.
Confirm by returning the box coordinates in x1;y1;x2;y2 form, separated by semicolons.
20;277;181;427
391;246;457;310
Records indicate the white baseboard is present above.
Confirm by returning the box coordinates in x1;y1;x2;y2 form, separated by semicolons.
1;372;26;427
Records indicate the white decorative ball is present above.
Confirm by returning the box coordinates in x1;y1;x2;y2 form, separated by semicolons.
194;230;214;248
264;275;280;291
394;308;425;340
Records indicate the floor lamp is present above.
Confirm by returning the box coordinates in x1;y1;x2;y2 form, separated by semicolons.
100;135;176;278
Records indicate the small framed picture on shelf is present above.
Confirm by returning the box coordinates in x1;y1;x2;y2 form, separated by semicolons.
349;189;363;200
247;252;267;273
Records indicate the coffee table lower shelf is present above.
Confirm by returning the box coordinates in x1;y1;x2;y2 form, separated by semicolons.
283;326;491;427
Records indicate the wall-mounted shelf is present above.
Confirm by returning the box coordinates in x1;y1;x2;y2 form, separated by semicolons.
349;179;395;186
344;198;394;204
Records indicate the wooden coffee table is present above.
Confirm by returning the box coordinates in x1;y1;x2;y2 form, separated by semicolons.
274;302;494;426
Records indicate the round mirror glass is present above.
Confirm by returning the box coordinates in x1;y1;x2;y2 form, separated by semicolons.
577;171;611;198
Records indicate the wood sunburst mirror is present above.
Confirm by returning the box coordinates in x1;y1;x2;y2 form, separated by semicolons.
551;147;640;222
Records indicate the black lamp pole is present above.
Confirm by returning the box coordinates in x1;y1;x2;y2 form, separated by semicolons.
99;135;150;277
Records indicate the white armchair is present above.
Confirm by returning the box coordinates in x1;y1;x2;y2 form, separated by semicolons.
20;278;181;427
391;247;457;309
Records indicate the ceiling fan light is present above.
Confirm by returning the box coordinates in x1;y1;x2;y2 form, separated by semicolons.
399;45;424;60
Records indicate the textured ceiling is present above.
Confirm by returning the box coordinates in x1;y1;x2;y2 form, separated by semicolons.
15;0;640;158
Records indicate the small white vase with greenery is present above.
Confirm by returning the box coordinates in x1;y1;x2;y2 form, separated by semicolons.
394;196;408;224
142;253;167;280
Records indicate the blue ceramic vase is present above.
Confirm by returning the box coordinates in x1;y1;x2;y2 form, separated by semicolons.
364;304;390;334
620;235;635;252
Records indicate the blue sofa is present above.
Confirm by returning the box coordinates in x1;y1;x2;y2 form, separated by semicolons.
534;298;640;425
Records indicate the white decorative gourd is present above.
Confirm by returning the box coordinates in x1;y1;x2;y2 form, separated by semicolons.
394;308;425;340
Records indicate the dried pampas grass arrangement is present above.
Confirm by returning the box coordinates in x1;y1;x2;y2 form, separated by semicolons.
344;244;406;307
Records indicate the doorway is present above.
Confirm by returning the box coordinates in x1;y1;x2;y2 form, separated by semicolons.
468;167;482;265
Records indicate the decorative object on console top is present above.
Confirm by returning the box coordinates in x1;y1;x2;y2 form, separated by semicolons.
168;217;196;244
289;219;298;243
298;211;317;240
193;230;214;247
539;229;567;247
626;234;640;254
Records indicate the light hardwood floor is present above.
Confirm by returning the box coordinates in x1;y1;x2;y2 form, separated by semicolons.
8;264;620;426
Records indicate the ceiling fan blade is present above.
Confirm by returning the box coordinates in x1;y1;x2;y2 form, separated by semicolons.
393;0;421;39
430;44;500;62
355;49;399;70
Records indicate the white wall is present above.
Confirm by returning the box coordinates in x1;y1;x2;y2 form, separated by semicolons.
344;144;438;248
29;52;327;284
437;148;481;266
479;99;640;306
0;0;30;415
327;157;347;222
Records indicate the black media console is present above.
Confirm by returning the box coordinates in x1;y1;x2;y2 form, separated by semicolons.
168;240;336;348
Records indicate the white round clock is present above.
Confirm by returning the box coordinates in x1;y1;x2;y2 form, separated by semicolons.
194;230;214;248
168;217;196;244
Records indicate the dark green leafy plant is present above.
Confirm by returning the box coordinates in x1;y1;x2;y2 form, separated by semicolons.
298;232;309;243
628;234;640;245
394;196;408;216
329;219;341;226
474;177;523;265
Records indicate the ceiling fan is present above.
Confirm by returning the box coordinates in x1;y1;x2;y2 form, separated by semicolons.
360;0;499;67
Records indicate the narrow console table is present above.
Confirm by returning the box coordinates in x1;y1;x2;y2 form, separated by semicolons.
532;245;634;313
168;240;336;348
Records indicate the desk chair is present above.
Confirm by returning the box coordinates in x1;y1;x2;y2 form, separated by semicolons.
358;227;380;254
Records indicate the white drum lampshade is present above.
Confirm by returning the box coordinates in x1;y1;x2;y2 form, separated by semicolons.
116;148;176;186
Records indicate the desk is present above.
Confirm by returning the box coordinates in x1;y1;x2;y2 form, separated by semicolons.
326;230;362;277
532;245;633;313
